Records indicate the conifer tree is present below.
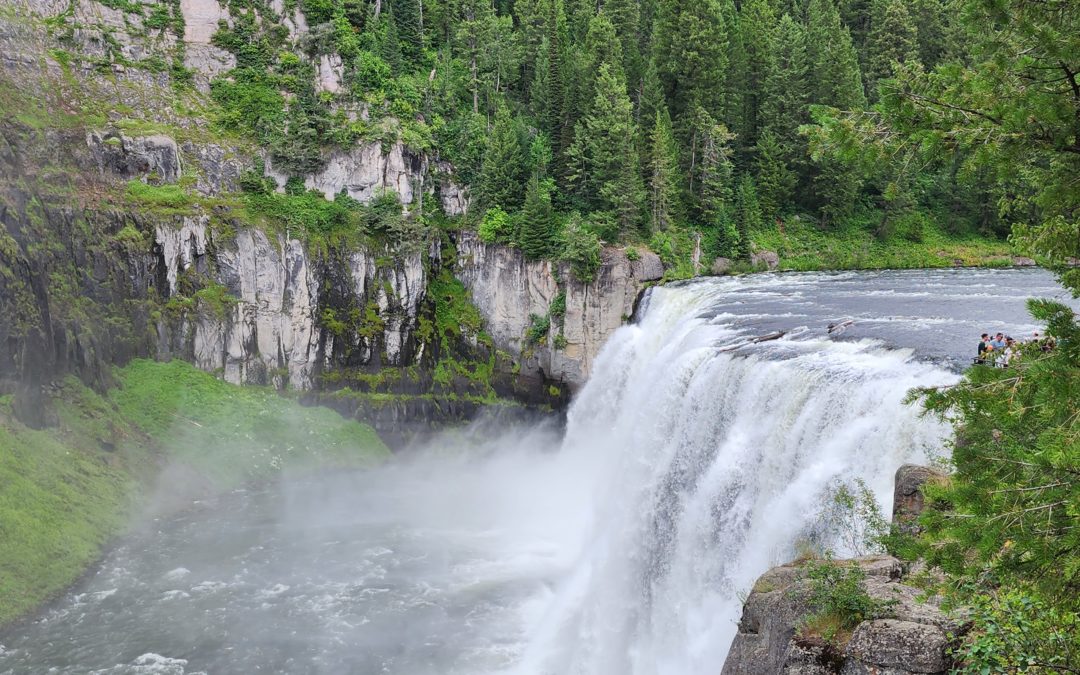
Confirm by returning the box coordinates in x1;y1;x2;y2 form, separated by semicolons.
721;0;747;136
568;63;644;235
735;0;778;153
865;0;919;99
542;0;566;141
805;0;866;223
754;130;796;224
604;0;643;99
638;56;665;129
391;0;424;66
648;108;682;232
476;106;527;211
653;0;728;128
687;106;735;224
734;173;763;255
761;13;809;156
806;0;866;109
519;176;558;258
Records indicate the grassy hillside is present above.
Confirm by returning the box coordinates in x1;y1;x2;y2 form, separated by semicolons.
0;360;388;627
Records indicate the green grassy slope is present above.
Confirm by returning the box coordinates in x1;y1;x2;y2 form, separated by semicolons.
0;360;388;626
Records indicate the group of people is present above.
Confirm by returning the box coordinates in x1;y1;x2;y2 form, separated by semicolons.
975;331;1055;367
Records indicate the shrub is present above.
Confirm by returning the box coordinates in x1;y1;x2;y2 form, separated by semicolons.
953;589;1079;674
526;313;550;345
549;291;566;319
561;216;602;283
799;556;894;644
478;207;513;244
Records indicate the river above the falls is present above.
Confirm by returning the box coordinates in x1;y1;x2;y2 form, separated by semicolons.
1;268;1074;675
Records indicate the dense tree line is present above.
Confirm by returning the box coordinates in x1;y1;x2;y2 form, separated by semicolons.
209;0;1004;265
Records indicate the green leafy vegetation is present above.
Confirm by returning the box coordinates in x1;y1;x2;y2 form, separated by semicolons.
798;556;895;645
0;360;387;627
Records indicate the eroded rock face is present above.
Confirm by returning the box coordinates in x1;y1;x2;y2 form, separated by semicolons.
181;0;230;43
455;231;663;389
276;141;420;206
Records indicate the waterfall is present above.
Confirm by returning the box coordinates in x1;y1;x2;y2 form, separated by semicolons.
514;279;957;675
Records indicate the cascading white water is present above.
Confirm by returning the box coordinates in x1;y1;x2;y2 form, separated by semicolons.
513;279;958;675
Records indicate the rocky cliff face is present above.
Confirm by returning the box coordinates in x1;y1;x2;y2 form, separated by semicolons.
457;231;664;390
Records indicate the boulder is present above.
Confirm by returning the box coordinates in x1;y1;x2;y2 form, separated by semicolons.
892;464;946;534
843;620;950;673
712;257;734;275
751;250;780;271
722;555;963;675
1011;256;1036;267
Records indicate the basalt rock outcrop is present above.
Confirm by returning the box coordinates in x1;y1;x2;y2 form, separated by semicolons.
457;231;664;390
722;466;966;674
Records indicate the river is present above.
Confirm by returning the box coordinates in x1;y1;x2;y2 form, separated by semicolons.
0;268;1072;675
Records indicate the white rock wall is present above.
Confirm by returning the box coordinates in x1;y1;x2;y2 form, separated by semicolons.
455;231;664;389
154;220;431;389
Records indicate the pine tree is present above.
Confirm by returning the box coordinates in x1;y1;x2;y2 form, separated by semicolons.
648;108;682;231
721;0;747;135
734;173;762;256
735;0;778;153
476;106;527;211
806;0;866;109
805;0;866;223
865;0;919;99
653;0;729;128
761;13;809;154
568;63;644;235
754;130;796;223
604;0;643;100
543;0;566;141
687;106;735;225
391;0;424;66
638;56;664;125
455;0;496;113
519;176;557;258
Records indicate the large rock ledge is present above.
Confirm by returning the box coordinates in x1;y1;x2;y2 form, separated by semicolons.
723;465;962;675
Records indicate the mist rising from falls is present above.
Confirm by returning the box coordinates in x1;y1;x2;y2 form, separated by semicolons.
515;280;957;675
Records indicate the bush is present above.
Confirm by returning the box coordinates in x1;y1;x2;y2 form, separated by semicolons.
561;216;602;283
526;313;550;345
953;589;1079;674
799;556;894;643
549;291;566;319
478;207;512;244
